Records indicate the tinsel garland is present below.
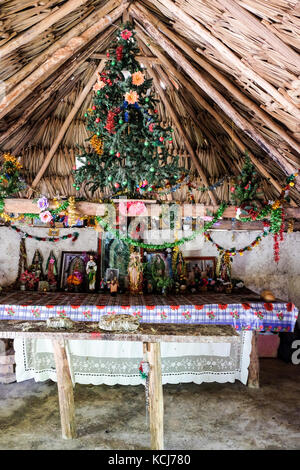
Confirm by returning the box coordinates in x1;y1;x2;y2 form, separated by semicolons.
95;203;227;249
11;225;79;242
90;135;103;156
204;228;269;256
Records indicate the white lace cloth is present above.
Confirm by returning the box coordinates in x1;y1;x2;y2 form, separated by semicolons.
14;331;252;386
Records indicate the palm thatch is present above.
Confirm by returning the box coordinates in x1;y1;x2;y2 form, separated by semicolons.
0;0;299;205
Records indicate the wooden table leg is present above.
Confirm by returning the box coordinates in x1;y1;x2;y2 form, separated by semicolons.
52;339;76;439
144;341;164;450
248;331;260;389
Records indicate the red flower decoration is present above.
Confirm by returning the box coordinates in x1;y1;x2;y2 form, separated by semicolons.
286;302;294;312
242;303;251;310
71;305;80;309
170;305;179;310
219;304;228;310
264;303;274;311
146;306;155;310
46;305;54;309
121;306;130;310
120;29;132;40
195;305;204;310
96;306;105;310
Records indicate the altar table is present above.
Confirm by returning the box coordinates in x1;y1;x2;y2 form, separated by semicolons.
0;290;297;388
0;320;240;449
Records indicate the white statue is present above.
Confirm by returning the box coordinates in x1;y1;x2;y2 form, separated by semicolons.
86;255;97;291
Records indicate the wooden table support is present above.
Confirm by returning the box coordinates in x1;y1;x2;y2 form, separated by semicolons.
247;332;260;389
52;339;76;439
144;342;164;450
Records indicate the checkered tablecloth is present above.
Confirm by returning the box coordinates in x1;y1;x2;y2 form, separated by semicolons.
0;290;297;332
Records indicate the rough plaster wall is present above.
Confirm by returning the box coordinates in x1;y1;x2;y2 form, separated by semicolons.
182;231;300;312
0;226;299;313
0;226;98;286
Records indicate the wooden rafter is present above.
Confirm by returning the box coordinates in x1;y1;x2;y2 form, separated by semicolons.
0;0;91;60
144;0;300;120
0;2;128;120
26;59;107;198
141;16;300;156
130;3;299;184
135;26;298;203
141;54;218;205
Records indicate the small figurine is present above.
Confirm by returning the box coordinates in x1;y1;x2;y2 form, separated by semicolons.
128;251;143;295
110;277;119;296
86;255;97;291
100;277;106;292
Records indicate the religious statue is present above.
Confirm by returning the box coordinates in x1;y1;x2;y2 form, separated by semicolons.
46;251;58;291
128;251;143;295
86;255;97;291
109;277;119;296
29;250;43;287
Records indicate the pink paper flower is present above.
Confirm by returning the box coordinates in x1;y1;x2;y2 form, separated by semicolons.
121;29;132;40
40;211;53;224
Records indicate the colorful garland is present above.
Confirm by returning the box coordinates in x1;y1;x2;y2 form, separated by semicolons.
11;225;79;242
95;203;227;249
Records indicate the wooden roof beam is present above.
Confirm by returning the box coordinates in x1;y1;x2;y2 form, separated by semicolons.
139;51;218;205
0;2;128;120
138;14;300;156
0;0;93;60
130;4;299;188
145;0;300;120
26;60;107;198
90;53;160;63
4;0;121;94
134;26;298;203
221;0;300;70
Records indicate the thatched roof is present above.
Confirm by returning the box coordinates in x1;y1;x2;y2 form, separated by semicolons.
0;0;299;205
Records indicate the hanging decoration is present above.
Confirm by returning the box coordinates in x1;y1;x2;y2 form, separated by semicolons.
67;196;79;227
10;225;79;242
90;135;103;156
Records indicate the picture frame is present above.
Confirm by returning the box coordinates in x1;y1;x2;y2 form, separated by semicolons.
59;251;96;291
184;256;216;279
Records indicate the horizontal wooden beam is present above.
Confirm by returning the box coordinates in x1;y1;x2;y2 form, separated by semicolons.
2;199;300;219
90;53;160;63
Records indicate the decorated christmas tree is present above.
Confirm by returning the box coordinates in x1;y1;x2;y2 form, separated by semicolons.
230;153;263;209
74;23;185;197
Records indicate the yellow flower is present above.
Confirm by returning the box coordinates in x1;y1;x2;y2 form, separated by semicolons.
125;90;139;104
132;71;145;86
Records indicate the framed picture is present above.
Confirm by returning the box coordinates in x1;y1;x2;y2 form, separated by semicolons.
184;256;216;279
59;251;96;291
105;268;119;282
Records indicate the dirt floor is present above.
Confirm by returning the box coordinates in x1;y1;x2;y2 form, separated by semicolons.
0;358;299;450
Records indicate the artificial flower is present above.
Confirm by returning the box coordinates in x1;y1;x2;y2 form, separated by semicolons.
93;80;106;92
39;210;53;224
124;90;139;104
132;71;145;86
37;196;49;211
120;29;132;40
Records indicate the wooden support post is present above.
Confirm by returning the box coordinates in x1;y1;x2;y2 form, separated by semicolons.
52;339;76;439
248;332;260;389
144;342;164;450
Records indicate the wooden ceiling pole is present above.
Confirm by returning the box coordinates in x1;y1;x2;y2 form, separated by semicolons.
4;0;120;94
26;60;106;198
142;60;218;205
141;18;300;155
0;2;128;121
0;0;92;60
130;4;298;180
142;0;300;120
221;0;300;69
0;27;115;147
135;27;297;201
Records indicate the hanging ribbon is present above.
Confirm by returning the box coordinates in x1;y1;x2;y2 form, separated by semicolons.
11;225;79;242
